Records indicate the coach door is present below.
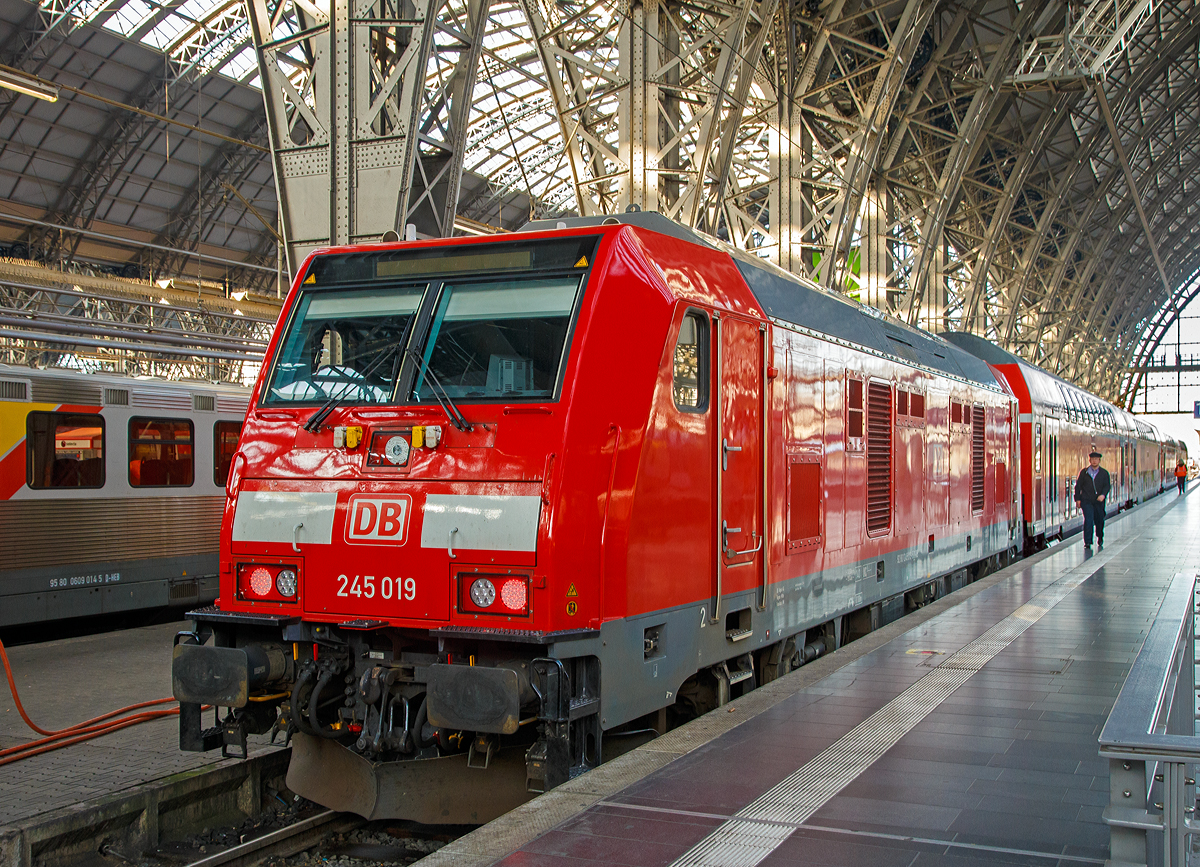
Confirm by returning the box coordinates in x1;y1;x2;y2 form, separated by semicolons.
712;313;766;624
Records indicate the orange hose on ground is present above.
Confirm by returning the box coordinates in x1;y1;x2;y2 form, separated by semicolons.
1;635;176;736
0;709;181;766
0;708;179;756
0;635;187;765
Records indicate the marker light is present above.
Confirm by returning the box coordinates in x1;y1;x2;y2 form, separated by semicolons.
237;563;300;603
275;569;298;597
469;578;496;608
459;574;530;616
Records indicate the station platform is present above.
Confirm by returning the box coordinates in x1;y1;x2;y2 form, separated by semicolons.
424;488;1200;867
0;620;280;826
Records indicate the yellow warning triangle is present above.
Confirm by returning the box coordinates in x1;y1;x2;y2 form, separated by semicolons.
574;257;588;268
566;583;578;597
303;274;316;284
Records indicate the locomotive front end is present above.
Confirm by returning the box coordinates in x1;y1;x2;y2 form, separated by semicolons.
173;232;607;821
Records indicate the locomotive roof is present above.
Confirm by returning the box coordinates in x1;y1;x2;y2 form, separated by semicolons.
524;212;1003;390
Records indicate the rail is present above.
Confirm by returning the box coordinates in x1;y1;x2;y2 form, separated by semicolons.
1098;572;1200;865
185;809;358;867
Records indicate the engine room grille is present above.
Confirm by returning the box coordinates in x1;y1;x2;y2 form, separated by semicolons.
971;405;985;513
866;381;892;534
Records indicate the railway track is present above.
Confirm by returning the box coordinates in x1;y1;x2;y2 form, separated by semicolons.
183;810;359;867
178;811;458;867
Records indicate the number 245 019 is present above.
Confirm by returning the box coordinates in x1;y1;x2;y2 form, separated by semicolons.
336;574;415;600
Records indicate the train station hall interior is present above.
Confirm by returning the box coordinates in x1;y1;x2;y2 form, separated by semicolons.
3;0;1200;865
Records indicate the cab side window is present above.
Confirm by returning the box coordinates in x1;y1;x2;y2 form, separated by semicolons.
129;418;194;487
27;412;105;489
672;311;709;411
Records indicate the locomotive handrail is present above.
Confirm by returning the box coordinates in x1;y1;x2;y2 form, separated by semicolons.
712;312;723;624
723;521;762;560
758;322;769;612
1098;572;1200;865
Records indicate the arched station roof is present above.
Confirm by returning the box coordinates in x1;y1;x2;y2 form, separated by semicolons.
0;0;1195;399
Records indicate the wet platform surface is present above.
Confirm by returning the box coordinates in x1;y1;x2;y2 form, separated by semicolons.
429;489;1199;867
0;620;278;825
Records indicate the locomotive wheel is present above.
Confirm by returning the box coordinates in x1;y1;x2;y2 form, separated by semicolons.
758;638;798;684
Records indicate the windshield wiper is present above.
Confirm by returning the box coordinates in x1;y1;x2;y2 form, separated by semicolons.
303;340;404;433
405;349;473;432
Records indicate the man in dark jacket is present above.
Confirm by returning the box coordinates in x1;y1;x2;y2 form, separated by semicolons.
1074;451;1111;548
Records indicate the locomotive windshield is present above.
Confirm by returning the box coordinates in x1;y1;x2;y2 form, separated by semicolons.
262;235;598;406
266;287;423;404
413;277;580;401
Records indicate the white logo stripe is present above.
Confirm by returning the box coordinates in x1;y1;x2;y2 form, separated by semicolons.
667;541;1128;867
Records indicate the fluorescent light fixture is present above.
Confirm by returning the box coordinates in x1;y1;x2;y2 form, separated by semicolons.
0;67;59;103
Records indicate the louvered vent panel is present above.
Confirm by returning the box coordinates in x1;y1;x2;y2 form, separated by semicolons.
0;379;29;401
132;390;191;411
193;394;216;412
216;397;249;415
104;388;130;406
971;405;985;513
169;579;199;601
30;379;102;405
866;382;892;534
0;497;222;571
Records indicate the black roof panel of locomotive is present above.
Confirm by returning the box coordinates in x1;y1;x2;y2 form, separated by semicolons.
519;211;717;248
520;212;999;388
730;257;1000;388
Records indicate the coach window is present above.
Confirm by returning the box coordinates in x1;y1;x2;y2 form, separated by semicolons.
129;418;194;487
26;412;105;489
214;421;242;486
672;311;709;411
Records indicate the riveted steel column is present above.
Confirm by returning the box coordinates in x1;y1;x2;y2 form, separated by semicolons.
250;0;442;276
618;0;659;214
768;107;811;276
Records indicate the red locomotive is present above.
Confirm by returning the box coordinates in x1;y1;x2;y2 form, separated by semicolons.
172;212;1171;822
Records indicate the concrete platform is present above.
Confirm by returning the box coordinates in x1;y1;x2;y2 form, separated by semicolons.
0;620;280;826
421;489;1199;867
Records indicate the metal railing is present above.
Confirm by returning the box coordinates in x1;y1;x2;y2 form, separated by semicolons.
1099;572;1200;866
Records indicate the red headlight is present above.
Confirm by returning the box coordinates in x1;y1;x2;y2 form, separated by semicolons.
458;573;530;616
237;563;300;603
247;566;273;596
499;578;528;612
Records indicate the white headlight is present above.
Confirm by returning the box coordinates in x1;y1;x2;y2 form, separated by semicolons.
469;578;496;608
275;569;298;597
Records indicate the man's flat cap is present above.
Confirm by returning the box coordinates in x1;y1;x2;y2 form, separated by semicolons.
1089;451;1102;458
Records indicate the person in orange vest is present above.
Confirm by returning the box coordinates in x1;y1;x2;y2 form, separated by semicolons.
1175;461;1187;495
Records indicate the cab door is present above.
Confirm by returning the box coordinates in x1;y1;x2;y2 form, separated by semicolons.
712;313;765;623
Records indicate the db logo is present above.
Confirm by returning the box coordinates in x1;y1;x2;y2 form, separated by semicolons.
344;494;412;545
